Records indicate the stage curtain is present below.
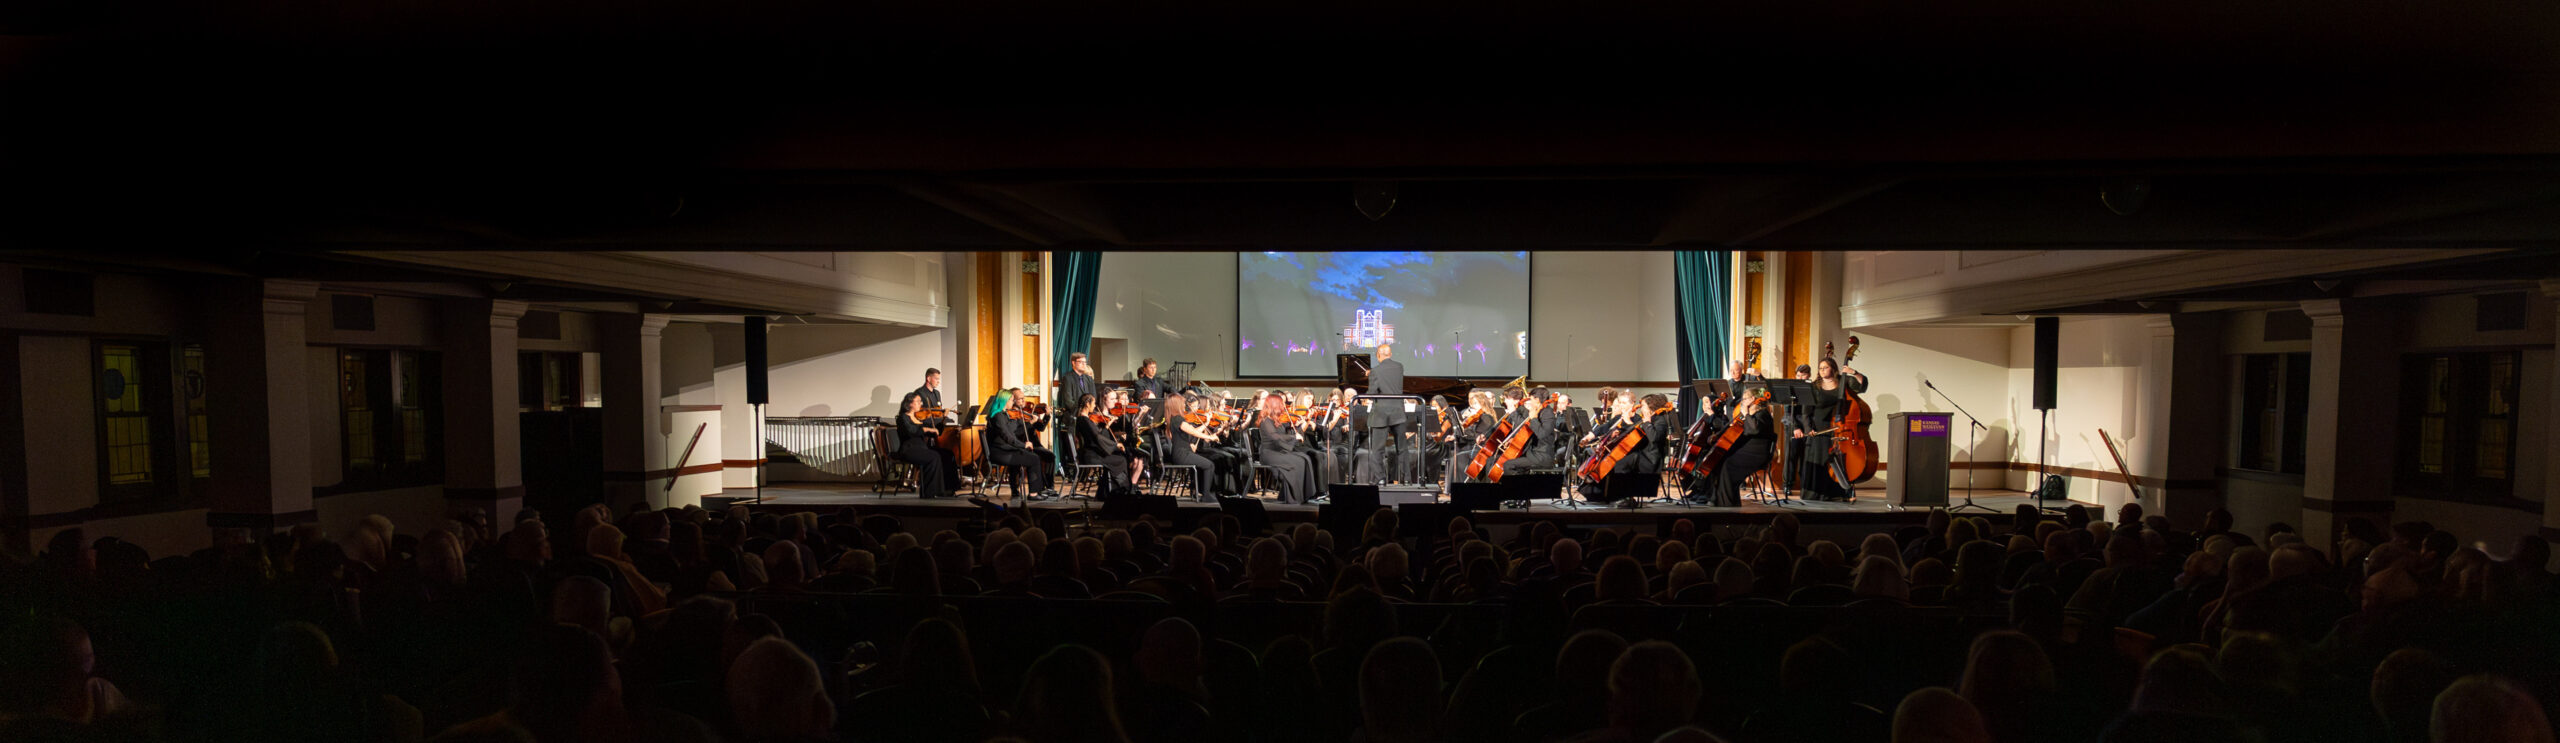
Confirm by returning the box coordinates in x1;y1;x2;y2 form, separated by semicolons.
1673;251;1732;422
1050;249;1102;382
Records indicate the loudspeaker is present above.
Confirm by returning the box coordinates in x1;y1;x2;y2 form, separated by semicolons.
1319;484;1383;545
1217;496;1274;536
1102;494;1181;521
746;316;770;405
2032;316;2059;411
1448;483;1510;512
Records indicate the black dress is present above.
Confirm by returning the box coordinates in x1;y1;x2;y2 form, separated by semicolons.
1075;416;1133;498
1256;419;1320;504
1164;420;1223;499
1706;409;1776;507
894;414;958;498
1800;376;1869;501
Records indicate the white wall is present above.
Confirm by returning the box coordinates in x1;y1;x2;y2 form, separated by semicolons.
1531;251;1679;385
1847;326;2018;479
1092;252;1240;383
661;323;718;406
763;324;951;418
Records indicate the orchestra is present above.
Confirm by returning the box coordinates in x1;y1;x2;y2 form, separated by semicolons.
883;338;1884;509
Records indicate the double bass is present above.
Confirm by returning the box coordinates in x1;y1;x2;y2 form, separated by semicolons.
1827;338;1879;485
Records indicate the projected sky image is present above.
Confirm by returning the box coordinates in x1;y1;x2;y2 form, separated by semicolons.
1237;251;1531;377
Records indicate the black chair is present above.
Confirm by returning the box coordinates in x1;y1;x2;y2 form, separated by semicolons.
872;424;917;496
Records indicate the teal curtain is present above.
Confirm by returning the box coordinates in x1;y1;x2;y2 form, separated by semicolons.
1050;250;1103;375
1673;251;1732;422
1049;250;1102;463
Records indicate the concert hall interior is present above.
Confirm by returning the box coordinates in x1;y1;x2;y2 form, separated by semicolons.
6;3;2560;743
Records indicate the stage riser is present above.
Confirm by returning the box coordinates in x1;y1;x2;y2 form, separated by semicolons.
731;498;1948;541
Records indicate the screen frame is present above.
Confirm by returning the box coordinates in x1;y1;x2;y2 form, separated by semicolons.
1232;250;1536;381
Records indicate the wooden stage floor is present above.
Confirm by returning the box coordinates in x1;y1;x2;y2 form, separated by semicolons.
717;481;2091;530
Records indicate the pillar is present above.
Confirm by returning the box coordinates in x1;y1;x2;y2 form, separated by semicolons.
709;323;758;489
599;313;670;511
2541;281;2560;549
2156;312;2229;525
2299;298;2398;548
441;298;528;524
205;279;321;536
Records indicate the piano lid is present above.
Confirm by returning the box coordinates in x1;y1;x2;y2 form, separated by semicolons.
1337;353;1473;404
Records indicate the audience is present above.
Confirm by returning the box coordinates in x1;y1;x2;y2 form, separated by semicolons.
2;502;2554;743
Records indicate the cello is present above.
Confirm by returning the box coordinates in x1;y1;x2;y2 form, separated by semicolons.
1480;397;1543;483
1687;388;1767;478
1581;401;1672;482
1677;341;1759;476
1828;337;1879;485
1465;407;1520;481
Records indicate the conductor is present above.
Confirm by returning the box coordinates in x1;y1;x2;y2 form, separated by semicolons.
1365;344;1414;484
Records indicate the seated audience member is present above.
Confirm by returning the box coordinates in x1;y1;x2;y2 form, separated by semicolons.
1010;646;1133;743
1738;637;1889;742
2370;648;2460;743
1893;687;1990;743
1356;637;1444;743
2429;675;2554;743
1577;641;1703;743
1960;631;2055;743
1123;619;1212;743
728;637;836;743
1514;630;1630;741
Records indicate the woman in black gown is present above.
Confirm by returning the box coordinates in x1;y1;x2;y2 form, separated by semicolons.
1794;356;1869;502
893;394;958;499
1705;389;1776;508
1161;395;1226;500
1073;393;1138;498
1254;393;1321;504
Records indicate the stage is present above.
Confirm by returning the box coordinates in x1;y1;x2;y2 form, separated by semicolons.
714;481;2094;534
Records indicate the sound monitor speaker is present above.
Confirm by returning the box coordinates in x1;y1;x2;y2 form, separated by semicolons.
1319;484;1383;545
746;316;770;405
2032;316;2059;411
1217;496;1274;536
1448;483;1510;512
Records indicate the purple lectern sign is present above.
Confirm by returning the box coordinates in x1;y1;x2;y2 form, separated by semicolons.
1906;416;1951;438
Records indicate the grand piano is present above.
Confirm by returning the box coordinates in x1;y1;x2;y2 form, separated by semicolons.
1336;354;1474;405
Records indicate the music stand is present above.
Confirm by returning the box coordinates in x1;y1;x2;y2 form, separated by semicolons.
1168;361;1198;390
1762;380;1815;505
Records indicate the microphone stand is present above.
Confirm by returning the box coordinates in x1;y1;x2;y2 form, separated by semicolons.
1924;380;1995;513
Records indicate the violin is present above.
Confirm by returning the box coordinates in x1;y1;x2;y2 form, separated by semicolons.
1017;396;1050;415
1005;407;1038;421
912;407;949;420
1110;404;1146;417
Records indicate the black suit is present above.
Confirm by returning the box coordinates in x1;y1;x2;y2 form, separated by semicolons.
1496;407;1555;475
1057;371;1096;467
1130;373;1173;402
1365;357;1415;482
985;414;1055;497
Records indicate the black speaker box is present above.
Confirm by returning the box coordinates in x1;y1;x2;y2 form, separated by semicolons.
2032;316;2059;411
746;316;770;406
1217;496;1274;536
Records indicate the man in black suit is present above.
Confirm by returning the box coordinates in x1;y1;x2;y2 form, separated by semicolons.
1130;358;1173;402
1365;344;1413;483
1057;352;1098;467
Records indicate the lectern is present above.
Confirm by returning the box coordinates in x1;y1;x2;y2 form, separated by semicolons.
1887;412;1954;507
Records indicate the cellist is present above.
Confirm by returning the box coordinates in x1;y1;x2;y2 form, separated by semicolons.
1794;355;1870;502
1443;390;1498;486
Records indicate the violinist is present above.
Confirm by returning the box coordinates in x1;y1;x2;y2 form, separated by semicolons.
1255;392;1321;503
1699;388;1776;508
1197;393;1252;496
1323;387;1378;485
982;392;1058;502
1161;395;1232;500
1107;389;1150;464
1073;392;1139;498
1422;396;1451;486
893;394;959;499
1795;356;1869;502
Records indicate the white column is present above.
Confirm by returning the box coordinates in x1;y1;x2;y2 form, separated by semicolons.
600;313;670;510
2299;298;2396;549
709;323;757;489
207;279;320;534
440;298;528;523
